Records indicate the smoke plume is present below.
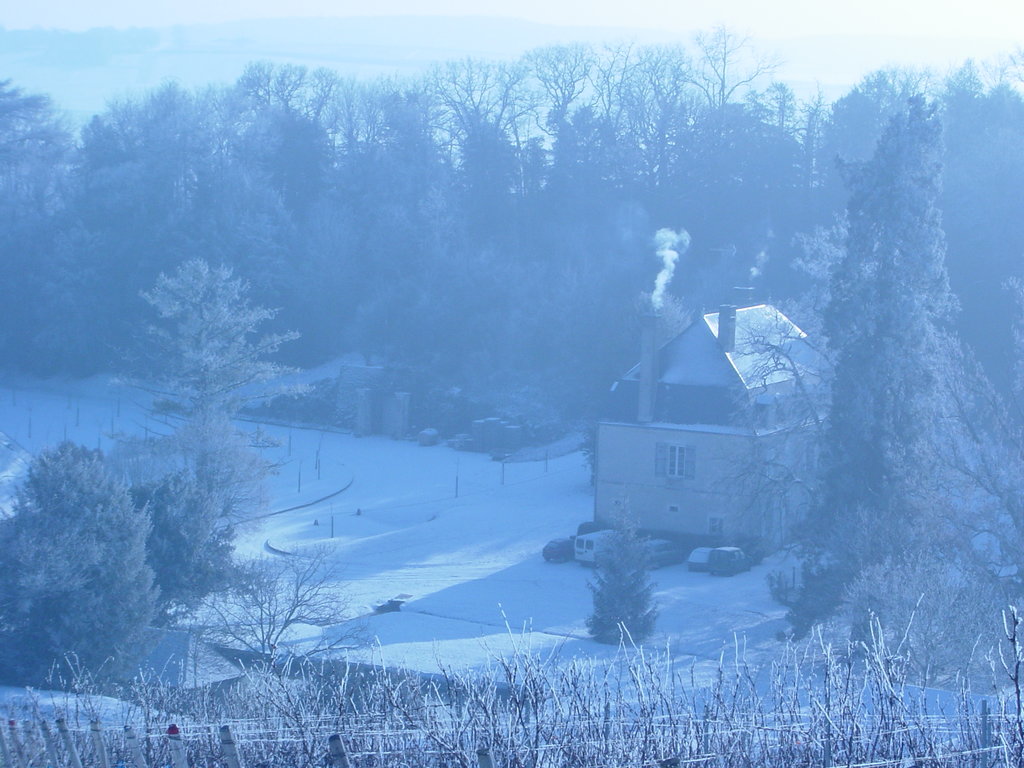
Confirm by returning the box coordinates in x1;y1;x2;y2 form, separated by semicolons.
749;249;769;280
651;228;690;311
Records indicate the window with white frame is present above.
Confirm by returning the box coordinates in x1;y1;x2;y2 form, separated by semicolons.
655;443;696;479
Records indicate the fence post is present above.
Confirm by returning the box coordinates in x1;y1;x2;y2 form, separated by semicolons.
476;748;494;768
124;726;149;768
23;721;42;768
0;723;12;768
7;721;27;768
39;721;60;768
327;734;350;768
56;719;83;768
219;726;243;768
980;699;991;768
90;720;111;768
166;725;189;768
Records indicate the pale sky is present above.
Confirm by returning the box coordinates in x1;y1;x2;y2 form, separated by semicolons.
3;0;1022;40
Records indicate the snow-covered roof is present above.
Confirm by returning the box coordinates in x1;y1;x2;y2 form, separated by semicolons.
702;304;815;391
624;304;815;392
611;303;819;425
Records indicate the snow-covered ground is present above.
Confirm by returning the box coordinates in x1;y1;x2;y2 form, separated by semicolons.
0;375;788;680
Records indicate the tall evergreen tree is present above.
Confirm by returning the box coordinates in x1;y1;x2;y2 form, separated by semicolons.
0;443;156;682
793;98;956;631
586;526;658;644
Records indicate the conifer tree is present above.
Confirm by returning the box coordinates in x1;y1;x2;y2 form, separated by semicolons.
132;471;234;624
586;526;658;644
0;443;156;682
792;98;956;631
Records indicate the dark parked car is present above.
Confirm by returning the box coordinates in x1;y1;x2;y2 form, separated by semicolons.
543;536;576;563
708;547;751;576
643;538;687;569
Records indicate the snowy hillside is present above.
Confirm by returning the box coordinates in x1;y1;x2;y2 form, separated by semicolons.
0;376;787;678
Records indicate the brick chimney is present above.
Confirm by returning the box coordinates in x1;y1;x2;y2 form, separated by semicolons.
718;304;737;354
638;311;658;423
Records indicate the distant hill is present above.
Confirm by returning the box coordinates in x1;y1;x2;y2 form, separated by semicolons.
0;16;674;120
0;16;1015;121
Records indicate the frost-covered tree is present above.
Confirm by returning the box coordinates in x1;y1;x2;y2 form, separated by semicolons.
793;98;957;631
140;259;298;520
142;258;298;419
0;443;156;683
206;548;364;656
843;553;1002;686
586;527;658;645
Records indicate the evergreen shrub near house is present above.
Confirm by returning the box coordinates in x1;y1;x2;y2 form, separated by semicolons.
586;526;658;644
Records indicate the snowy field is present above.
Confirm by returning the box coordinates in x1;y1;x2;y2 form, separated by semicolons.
0;375;788;680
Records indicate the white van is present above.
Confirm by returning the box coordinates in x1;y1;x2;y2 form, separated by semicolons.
574;530;616;565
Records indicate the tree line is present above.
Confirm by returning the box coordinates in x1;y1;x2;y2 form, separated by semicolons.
2;34;1024;426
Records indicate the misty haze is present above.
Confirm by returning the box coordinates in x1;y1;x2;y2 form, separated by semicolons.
1;3;1023;766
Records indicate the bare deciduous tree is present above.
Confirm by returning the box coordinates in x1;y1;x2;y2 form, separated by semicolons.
207;548;365;656
689;26;779;111
843;554;1003;686
525;44;595;132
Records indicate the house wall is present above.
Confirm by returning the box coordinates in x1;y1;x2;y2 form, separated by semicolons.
594;421;811;546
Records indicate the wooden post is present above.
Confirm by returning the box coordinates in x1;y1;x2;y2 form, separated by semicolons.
0;723;13;768
476;748;494;768
55;719;83;768
90;720;110;768
124;726;148;768
22;722;40;768
24;721;40;768
7;721;27;768
40;721;61;768
980;699;991;768
326;734;350;768
166;725;189;768
218;726;243;768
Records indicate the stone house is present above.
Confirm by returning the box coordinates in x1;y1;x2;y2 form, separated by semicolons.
594;304;821;548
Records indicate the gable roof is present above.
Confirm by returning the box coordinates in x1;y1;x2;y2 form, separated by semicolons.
624;304;812;391
610;304;818;426
703;304;814;390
